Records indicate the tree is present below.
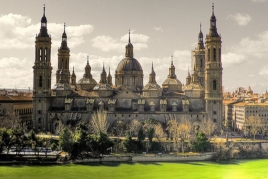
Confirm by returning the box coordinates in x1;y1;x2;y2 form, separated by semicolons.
0;112;22;130
200;118;216;139
73;123;91;159
90;110;109;134
244;115;262;140
177;117;192;153
112;120;127;137
167;119;180;151
59;128;74;155
89;131;113;158
154;123;166;143
122;131;136;153
191;132;210;152
128;119;141;137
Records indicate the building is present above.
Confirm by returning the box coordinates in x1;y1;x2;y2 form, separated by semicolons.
0;90;33;129
32;5;223;134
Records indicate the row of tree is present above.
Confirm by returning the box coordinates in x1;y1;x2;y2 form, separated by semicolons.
243;115;267;140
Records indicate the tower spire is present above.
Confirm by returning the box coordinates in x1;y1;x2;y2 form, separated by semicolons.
212;3;214;15
171;55;173;66
125;30;133;58
87;55;89;65
129;29;131;43
43;4;45;16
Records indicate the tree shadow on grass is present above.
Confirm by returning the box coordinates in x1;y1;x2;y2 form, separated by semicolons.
135;162;161;165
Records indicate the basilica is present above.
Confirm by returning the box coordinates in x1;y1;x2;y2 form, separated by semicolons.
32;5;223;134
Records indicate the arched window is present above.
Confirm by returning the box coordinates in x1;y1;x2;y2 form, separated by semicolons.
39;76;42;87
44;48;47;62
213;48;216;61
39;48;42;61
213;80;216;90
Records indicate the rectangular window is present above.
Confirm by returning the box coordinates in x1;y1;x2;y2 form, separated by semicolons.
208;49;210;61
39;76;42;87
213;48;216;61
213;111;217;115
38;118;41;124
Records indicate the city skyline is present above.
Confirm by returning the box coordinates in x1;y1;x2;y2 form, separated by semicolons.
0;0;268;93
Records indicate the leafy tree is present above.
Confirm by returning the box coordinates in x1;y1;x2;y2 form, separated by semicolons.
59;128;74;155
137;127;145;143
90;131;113;157
0;128;13;155
191;132;210;152
122;131;136;153
73;123;91;159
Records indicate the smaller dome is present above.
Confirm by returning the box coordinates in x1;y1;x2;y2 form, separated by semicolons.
116;57;143;72
143;83;161;91
93;83;112;91
162;78;182;86
77;78;97;85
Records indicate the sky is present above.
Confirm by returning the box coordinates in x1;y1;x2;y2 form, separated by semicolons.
0;0;268;93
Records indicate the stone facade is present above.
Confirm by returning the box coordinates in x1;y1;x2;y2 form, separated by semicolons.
32;5;223;134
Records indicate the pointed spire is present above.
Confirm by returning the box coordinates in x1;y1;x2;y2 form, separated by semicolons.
60;23;68;49
188;67;191;76
102;62;105;72
43;4;46;16
125;30;133;58
212;3;214;15
129;29;131;43
107;66;113;86
72;66;75;74
168;55;176;79
100;62;107;83
208;3;219;37
87;55;89;65
39;4;49;37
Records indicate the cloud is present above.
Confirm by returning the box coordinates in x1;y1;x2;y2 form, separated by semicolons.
0;57;33;88
153;27;163;32
227;13;252;26
222;52;246;67
92;32;149;52
222;30;268;67
259;66;268;76
251;0;267;2
0;13;94;50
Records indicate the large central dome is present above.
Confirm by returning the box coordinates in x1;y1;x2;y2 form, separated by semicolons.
116;57;142;72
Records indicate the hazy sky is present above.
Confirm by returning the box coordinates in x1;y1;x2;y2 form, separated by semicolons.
0;0;268;93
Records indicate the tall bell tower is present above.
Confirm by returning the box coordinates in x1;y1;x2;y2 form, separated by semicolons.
32;5;52;132
56;23;70;84
205;4;223;132
192;23;205;87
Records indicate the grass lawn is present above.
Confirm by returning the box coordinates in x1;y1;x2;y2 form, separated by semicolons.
1;159;268;179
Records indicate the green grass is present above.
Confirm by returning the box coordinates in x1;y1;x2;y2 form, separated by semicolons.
1;159;268;179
